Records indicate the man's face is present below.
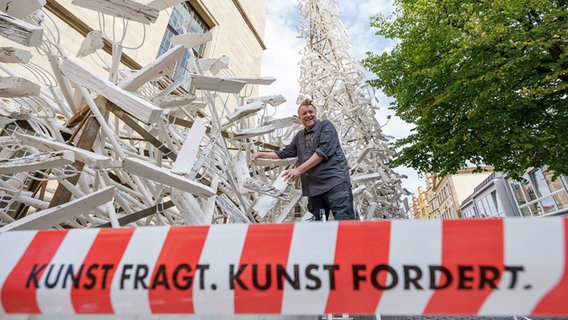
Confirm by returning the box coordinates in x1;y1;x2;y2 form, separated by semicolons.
298;104;317;130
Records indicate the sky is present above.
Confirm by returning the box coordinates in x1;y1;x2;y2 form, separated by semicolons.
258;0;426;202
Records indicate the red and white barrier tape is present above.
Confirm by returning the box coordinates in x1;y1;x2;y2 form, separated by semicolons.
0;218;566;316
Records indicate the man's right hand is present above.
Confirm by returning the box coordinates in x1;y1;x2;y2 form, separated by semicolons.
251;151;278;161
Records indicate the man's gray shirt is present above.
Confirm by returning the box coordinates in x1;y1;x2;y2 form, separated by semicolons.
275;119;350;197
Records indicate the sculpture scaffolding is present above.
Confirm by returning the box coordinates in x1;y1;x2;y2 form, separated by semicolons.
0;0;408;232
296;0;409;219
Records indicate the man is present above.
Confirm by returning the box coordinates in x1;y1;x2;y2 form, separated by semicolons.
252;99;355;221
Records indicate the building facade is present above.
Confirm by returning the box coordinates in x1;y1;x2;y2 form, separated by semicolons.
412;186;430;219
426;167;494;219
460;172;518;219
461;168;568;218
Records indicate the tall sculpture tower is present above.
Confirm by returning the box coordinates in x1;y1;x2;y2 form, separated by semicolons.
297;0;409;219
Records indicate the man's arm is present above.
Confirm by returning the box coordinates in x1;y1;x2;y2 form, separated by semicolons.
282;152;323;182
251;151;280;161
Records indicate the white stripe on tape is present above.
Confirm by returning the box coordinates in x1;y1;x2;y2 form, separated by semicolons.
193;224;248;314
281;221;339;314
480;218;565;315
36;229;99;314
0;231;37;314
111;226;169;314
377;219;442;314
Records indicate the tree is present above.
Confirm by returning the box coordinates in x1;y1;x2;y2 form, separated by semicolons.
363;0;567;180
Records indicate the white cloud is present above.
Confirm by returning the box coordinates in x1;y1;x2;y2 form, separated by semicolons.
260;0;425;200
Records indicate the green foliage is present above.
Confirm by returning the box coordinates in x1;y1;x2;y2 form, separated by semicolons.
363;0;568;180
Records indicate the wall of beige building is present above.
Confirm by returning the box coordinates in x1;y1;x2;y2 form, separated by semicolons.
423;168;493;219
451;170;494;205
417;186;431;219
436;176;459;219
196;0;267;83
411;186;431;219
40;0;267;98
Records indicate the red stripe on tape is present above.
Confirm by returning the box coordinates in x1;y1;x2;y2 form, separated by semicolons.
234;223;294;313
532;217;568;315
325;221;391;314
1;230;67;314
149;226;209;313
71;228;134;314
424;219;504;314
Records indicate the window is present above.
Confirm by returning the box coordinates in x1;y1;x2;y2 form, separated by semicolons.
474;190;502;218
522;174;538;202
157;2;209;92
544;170;568;211
510;181;526;206
487;191;499;214
530;169;555;213
532;169;552;197
462;207;477;219
509;168;568;217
